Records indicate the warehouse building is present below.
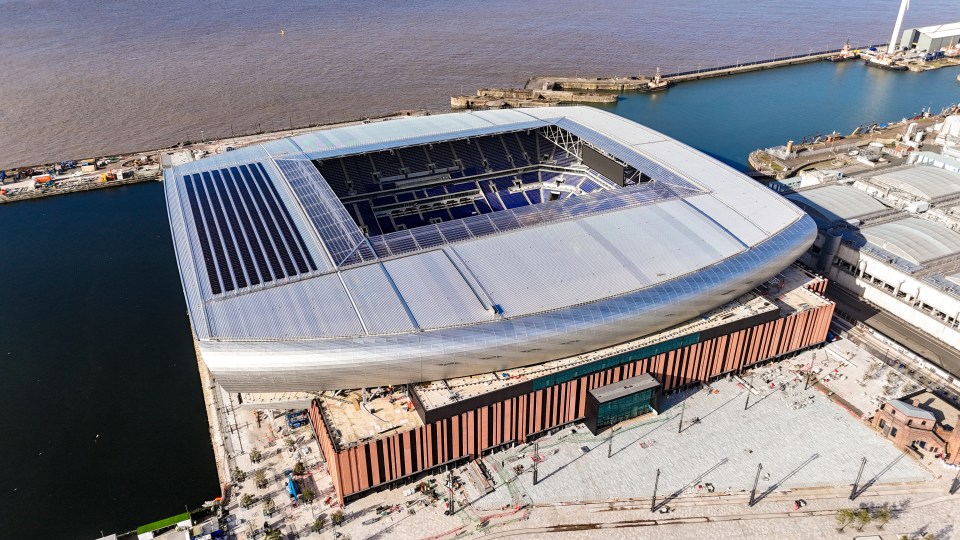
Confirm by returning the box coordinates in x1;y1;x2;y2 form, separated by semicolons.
788;165;960;351
899;21;960;52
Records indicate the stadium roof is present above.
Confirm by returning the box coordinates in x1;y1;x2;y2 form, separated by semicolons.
786;185;891;226
860;217;960;265
869;166;960;201
164;106;814;391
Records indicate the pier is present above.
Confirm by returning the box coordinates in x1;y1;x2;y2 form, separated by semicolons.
450;87;617;109
747;110;953;181
527;43;885;93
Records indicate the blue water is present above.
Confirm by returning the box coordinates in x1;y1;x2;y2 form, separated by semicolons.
0;185;219;538
600;60;960;169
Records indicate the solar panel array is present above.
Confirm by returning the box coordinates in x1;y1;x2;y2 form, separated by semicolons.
276;159;368;266
183;163;317;295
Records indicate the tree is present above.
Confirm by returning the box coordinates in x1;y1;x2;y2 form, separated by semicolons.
854;508;871;531
293;461;305;475
898;535;910;540
264;530;282;540
311;515;327;533
922;534;935;540
250;449;262;463
285;437;296;449
264;497;276;515
835;509;855;532
331;510;345;526
231;467;247;483
255;469;268;489
240;493;254;509
301;487;315;504
872;506;892;530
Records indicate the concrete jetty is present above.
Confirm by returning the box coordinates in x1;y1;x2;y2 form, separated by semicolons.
529;43;885;93
524;75;650;92
747;112;949;181
451;87;617;110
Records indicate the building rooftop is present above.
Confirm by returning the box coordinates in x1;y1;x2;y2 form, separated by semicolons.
318;388;422;449
868;165;960;201
858;217;960;265
165;106;814;393
887;399;936;422
913;21;960;39
589;373;660;403
786;185;892;226
910;391;960;429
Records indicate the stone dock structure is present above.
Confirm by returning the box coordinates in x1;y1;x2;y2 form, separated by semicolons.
526;43;886;94
451;87;617;109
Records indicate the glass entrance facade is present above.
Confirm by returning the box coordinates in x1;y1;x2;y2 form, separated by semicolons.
595;387;657;431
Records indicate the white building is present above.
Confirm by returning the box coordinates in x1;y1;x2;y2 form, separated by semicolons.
899;21;960;52
789;165;960;350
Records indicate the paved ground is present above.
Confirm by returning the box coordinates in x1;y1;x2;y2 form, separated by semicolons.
828;285;960;377
466;375;928;508
206;338;960;540
213;387;337;539
323;354;960;540
815;338;922;417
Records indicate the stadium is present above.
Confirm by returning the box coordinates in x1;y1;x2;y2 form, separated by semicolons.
165;107;833;501
164;107;816;392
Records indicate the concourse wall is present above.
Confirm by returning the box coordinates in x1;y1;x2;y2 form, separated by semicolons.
311;290;834;503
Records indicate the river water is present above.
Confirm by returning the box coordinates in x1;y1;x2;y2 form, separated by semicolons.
2;0;960;169
4;2;960;538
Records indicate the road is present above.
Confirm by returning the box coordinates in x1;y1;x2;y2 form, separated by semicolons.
827;284;960;378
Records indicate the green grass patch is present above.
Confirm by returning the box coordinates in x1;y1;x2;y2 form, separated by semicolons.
136;512;191;534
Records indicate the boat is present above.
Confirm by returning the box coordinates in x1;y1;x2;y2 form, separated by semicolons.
641;67;671;92
827;40;859;62
863;53;907;71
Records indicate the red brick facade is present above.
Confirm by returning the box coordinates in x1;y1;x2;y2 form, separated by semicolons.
311;293;835;503
871;400;960;465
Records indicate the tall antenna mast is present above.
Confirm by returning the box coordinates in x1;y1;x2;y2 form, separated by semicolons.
888;0;910;54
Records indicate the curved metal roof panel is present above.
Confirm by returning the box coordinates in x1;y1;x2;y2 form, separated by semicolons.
861;217;960;265
786;185;890;226
871;166;960;200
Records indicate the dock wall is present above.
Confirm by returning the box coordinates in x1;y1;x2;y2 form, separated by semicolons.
0;173;160;205
529;43;885;92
